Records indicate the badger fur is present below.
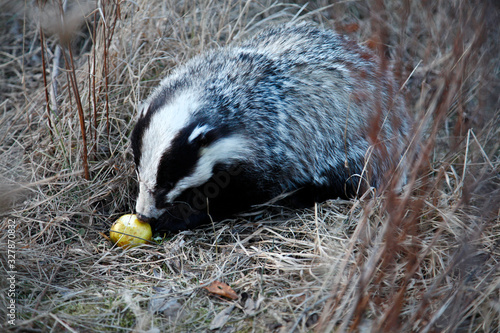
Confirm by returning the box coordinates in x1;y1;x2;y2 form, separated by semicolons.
131;23;410;232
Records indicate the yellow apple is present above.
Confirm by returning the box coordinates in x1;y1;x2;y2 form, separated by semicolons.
110;214;152;248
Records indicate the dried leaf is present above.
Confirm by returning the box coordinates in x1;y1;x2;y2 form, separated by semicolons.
159;299;183;320
203;281;238;300
148;287;184;320
243;294;264;316
210;305;234;330
243;297;256;316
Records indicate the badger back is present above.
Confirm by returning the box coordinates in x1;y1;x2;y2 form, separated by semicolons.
238;24;410;190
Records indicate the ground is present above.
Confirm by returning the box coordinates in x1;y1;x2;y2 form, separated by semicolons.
0;1;499;332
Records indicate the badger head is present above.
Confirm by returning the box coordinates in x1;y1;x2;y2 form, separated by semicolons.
130;86;251;231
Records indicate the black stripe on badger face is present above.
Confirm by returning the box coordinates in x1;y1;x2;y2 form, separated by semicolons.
131;79;189;169
131;105;153;168
153;122;228;209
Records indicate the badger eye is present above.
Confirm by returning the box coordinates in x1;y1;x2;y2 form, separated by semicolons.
155;181;176;198
154;190;169;209
196;132;213;147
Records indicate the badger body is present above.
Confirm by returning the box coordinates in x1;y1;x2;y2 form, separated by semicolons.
131;23;410;232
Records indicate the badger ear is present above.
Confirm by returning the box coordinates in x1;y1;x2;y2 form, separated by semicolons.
137;101;150;119
188;124;217;147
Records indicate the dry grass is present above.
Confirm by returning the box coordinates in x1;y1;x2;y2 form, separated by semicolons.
1;0;499;332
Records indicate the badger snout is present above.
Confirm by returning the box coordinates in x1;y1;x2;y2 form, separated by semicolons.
135;182;166;223
136;213;156;224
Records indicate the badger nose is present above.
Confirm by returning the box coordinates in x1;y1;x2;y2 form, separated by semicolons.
136;213;155;224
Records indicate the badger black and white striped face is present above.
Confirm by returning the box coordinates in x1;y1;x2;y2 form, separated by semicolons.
131;89;251;228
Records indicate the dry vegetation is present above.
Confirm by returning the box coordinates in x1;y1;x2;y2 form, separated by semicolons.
1;0;499;332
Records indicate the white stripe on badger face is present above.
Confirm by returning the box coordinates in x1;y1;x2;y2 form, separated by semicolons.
135;90;200;220
135;181;165;219
166;135;251;202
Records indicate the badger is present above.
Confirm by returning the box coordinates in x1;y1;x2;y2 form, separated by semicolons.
131;23;411;232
